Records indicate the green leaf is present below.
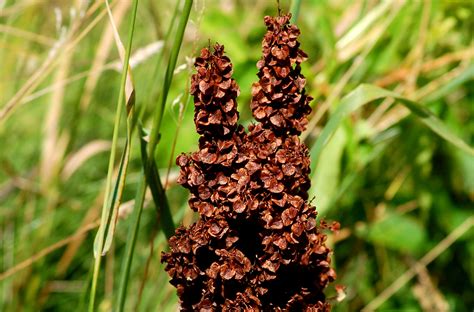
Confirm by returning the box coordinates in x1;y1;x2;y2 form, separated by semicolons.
310;126;346;216
310;84;474;173
357;213;427;253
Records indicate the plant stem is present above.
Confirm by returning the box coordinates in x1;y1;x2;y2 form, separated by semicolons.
112;1;193;309
115;173;147;312
290;0;302;23
147;0;193;158
89;0;139;311
145;0;193;237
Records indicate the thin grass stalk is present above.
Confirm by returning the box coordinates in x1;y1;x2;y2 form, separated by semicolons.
89;0;139;311
164;93;191;188
147;162;175;238
130;0;182;138
111;11;194;293
109;2;193;304
147;0;193;157
69;1;131;152
115;173;147;312
144;0;193;238
290;0;302;22
118;1;187;307
114;122;156;311
140;0;182;120
122;0;192;246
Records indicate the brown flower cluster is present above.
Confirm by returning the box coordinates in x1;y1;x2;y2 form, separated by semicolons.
251;14;312;135
162;14;337;311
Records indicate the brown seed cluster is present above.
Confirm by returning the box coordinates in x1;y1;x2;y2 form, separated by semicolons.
251;14;312;135
162;14;337;311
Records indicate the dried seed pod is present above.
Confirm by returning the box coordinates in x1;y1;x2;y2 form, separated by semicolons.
191;43;241;139
251;14;312;135
162;15;337;312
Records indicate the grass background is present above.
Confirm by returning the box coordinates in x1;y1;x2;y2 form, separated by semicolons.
0;0;473;311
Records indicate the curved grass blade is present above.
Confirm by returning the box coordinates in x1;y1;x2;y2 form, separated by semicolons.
114;2;193;309
424;63;474;102
310;84;474;173
93;0;136;258
147;0;193;158
143;0;193;238
89;0;138;311
115;171;146;312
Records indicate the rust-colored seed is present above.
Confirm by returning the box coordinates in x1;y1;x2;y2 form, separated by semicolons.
162;13;337;311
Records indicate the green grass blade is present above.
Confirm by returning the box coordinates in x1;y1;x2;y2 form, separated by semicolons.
142;0;193;239
89;0;139;311
113;1;186;306
93;2;138;258
290;0;302;23
140;124;175;240
147;0;193;158
336;1;392;52
147;161;175;239
309;84;474;173
424;64;474;102
114;123;151;311
141;0;183;119
112;2;193;307
115;173;147;312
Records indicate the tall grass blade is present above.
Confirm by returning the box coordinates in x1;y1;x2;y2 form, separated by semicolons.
290;0;302;23
89;0;139;311
147;0;193;157
142;0;182;118
94;0;137;257
115;172;146;312
336;1;392;53
114;1;193;308
310;84;474;173
144;0;193;238
424;64;474;102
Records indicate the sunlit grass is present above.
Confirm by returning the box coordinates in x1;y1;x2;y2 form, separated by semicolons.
0;0;472;311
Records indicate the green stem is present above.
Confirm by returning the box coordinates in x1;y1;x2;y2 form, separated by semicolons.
147;0;193;158
115;173;147;312
88;0;139;311
290;0;302;23
112;2;193;308
147;161;175;239
141;0;182;120
144;0;193;237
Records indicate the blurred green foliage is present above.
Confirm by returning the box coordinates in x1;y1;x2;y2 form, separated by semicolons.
0;0;473;311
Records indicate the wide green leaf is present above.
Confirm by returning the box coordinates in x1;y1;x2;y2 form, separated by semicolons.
310;126;346;216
